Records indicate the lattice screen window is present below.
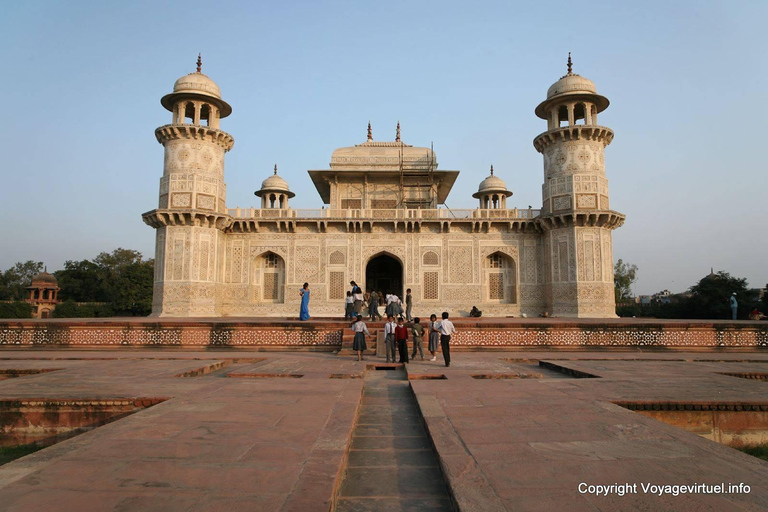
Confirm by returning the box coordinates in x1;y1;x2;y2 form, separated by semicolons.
341;199;362;209
422;251;439;266
329;251;346;265
488;254;506;269
329;271;345;300
423;272;439;300
265;253;279;268
263;273;279;300
371;199;397;209
489;273;504;300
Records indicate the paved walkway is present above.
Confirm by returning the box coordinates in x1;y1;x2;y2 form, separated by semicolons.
336;364;453;511
0;350;766;510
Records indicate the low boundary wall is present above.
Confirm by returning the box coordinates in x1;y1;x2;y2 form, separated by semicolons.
0;319;766;349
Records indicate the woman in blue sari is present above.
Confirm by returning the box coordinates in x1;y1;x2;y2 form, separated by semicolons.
299;282;311;321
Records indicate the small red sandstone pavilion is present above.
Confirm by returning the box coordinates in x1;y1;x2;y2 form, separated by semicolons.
25;269;60;318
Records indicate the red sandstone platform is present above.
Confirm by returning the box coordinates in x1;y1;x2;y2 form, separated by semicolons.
0;350;767;510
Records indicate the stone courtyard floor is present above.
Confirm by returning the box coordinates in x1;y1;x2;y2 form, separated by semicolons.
0;349;766;511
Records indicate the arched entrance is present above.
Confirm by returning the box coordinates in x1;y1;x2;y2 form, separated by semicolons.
365;254;403;298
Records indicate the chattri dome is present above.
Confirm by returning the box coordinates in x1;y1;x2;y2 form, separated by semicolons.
473;166;512;198
546;73;597;99
535;54;609;120
31;271;58;285
255;166;295;198
160;55;232;118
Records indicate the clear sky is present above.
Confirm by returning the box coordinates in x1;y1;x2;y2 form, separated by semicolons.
0;0;765;295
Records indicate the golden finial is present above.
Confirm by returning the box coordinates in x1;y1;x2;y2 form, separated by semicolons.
367;121;372;142
490;165;494;176
567;52;572;74
196;53;202;73
396;121;401;142
273;164;278;175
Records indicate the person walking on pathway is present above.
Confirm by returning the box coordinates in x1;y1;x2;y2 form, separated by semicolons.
437;312;456;367
344;291;354;320
411;317;425;361
395;317;409;364
730;293;738;320
384;315;397;363
405;289;413;321
368;289;381;321
299;283;311;321
428;314;440;361
351;315;370;362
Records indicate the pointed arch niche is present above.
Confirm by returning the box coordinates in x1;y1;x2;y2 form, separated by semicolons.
483;252;517;304
253;251;285;303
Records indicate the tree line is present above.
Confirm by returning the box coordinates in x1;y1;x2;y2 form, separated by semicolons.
614;259;766;319
0;249;153;318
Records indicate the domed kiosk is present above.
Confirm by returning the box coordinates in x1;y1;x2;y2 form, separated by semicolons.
25;269;60;318
473;166;512;209
255;165;295;209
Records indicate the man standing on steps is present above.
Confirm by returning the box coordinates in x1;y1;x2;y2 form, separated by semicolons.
405;288;413;321
383;315;397;363
730;292;738;320
436;312;456;367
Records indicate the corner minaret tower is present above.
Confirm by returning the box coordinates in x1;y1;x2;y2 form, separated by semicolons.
533;54;624;317
142;56;235;316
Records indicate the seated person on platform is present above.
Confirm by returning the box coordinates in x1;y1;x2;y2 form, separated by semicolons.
469;306;482;318
750;308;764;321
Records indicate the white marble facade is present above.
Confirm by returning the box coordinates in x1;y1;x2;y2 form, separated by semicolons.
143;55;624;318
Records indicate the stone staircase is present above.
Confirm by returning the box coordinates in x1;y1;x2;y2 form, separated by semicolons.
337;322;386;356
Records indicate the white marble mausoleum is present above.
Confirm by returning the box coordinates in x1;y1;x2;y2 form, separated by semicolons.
143;55;625;318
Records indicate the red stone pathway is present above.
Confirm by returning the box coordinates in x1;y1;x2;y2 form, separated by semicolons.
0;350;766;510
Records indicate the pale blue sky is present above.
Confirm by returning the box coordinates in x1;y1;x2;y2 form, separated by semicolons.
0;0;765;295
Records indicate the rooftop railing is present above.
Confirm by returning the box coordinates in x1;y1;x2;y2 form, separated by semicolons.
226;208;541;220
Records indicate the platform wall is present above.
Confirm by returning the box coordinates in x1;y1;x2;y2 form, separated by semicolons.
0;320;766;349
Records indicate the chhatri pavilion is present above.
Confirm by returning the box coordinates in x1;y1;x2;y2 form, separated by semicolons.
143;55;624;318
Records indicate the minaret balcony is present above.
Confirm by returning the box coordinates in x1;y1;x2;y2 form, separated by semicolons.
533;125;614;153
154;124;234;151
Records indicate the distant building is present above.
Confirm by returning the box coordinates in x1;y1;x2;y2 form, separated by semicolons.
25;270;60;318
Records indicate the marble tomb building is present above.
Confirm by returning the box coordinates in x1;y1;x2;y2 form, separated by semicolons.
143;55;625;318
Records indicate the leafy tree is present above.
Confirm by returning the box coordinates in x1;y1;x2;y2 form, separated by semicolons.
54;248;154;316
762;284;768;310
681;271;758;319
614;259;638;303
0;261;44;301
56;259;104;302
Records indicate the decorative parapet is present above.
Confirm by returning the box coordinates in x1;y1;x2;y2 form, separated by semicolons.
223;207;543;233
142;209;232;230
155;124;234;151
533;125;614;152
226;208;541;220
